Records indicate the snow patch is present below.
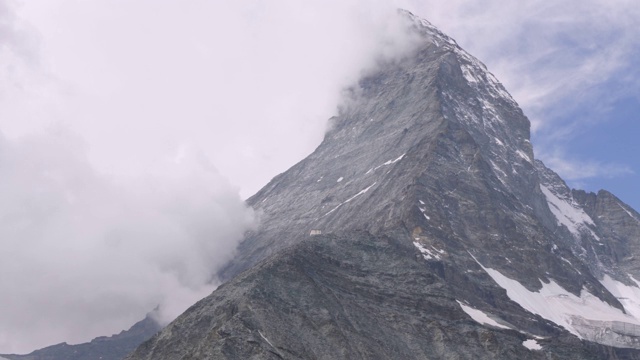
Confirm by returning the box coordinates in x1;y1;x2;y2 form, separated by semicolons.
472;256;640;339
601;275;640;320
522;339;542;350
258;330;276;349
516;149;532;163
323;182;377;216
457;300;510;329
490;160;508;182
540;185;597;239
461;64;478;83
619;204;639;223
366;154;405;174
345;183;376;203
384;154;405;165
413;241;440;260
418;206;431;220
479;98;502;125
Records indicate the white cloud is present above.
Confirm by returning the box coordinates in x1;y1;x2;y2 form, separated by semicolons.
0;128;256;353
1;0;419;198
537;148;633;180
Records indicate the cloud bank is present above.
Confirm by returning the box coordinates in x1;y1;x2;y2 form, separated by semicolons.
0;127;256;353
0;0;419;354
5;0;637;192
2;0;418;198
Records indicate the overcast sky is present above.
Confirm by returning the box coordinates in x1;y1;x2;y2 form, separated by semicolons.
0;0;638;354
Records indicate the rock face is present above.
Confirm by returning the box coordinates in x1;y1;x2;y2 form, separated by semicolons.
126;232;639;360
1;315;160;360
127;10;640;359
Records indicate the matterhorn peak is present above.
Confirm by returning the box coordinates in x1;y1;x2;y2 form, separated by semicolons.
120;11;640;359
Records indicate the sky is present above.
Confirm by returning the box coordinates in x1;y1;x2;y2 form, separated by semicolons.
0;0;638;354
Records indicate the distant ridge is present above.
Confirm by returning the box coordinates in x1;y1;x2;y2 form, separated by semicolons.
2;315;160;360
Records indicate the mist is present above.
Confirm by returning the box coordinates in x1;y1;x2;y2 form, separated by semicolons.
0;0;420;354
0;127;256;352
1;0;418;198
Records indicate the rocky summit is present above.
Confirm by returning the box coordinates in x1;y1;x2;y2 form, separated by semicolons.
124;10;640;359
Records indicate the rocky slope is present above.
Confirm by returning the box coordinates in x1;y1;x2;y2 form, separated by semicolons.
126;10;640;359
127;232;640;359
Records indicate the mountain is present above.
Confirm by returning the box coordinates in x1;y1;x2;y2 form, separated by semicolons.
125;10;640;359
1;315;160;360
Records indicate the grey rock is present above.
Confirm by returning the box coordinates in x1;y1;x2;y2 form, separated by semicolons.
574;189;640;277
127;10;640;359
127;231;640;360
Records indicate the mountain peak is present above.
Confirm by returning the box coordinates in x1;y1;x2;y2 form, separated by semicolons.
220;12;538;280
128;12;640;358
